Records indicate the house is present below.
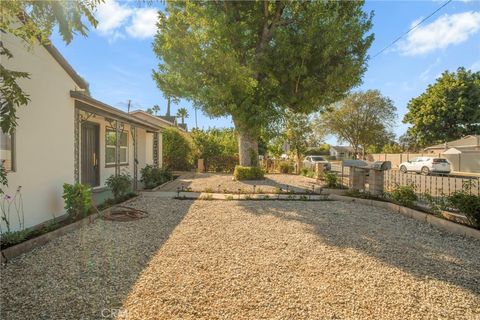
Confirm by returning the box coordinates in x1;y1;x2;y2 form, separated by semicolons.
0;32;166;232
329;146;358;159
424;135;480;153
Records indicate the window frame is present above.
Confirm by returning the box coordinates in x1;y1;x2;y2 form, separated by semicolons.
105;128;129;167
0;131;16;172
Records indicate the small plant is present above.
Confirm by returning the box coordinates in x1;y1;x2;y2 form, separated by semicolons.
204;187;214;193
63;183;92;220
301;168;316;178
448;191;480;228
279;161;294;174
323;172;338;188
387;184;417;207
287;194;295;200
244;194;252;200
200;194;213;200
263;195;270;200
299;195;308;201
225;195;234;201
274;187;282;194
256;187;264;194
140;165;172;189
1;229;29;248
234;165;264;180
105;173;132;201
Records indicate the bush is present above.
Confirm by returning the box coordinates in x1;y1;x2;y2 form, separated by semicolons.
140;165;172;189
234;166;264;180
448;192;480;228
63;183;92;220
105;173;132;201
323;172;338;188
163;127;196;170
207;155;238;173
388;184;417;207
279;161;294;174
301;168;316;178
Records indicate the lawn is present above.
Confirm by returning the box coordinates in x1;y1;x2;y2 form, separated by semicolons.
1;196;479;319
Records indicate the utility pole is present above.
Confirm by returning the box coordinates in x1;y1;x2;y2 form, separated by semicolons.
127;99;131;113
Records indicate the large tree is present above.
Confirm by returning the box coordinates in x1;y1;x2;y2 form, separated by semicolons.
0;0;102;134
403;67;480;147
315;90;397;158
153;1;373;166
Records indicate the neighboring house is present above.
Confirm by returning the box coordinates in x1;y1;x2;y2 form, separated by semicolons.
424;135;480;153
329;146;358;159
0;32;164;232
133;110;188;133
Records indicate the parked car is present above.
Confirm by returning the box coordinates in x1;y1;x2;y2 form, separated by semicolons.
303;155;331;171
399;157;451;175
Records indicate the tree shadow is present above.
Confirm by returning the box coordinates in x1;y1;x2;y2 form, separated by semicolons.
236;200;480;295
0;195;195;319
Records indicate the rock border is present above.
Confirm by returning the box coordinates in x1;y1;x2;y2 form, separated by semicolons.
0;195;140;264
328;194;480;240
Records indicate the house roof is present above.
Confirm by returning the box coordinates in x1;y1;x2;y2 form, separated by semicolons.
424;135;480;150
331;146;356;153
130;110;188;133
70;91;161;132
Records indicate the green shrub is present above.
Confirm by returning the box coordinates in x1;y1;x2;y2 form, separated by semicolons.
234;166;264;180
163;127;195;170
140;165;172;189
323;172;338;188
448;192;480;228
105;173;132;201
388;184;417;207
63;183;92;220
279;161;294;174
301;168;316;178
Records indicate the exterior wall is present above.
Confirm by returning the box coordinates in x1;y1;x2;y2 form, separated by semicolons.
1;34;78;231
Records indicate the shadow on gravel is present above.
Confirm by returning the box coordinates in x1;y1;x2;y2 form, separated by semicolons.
237;200;480;295
0;197;195;319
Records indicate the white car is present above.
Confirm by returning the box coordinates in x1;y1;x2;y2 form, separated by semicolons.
303;155;331;171
399;157;451;175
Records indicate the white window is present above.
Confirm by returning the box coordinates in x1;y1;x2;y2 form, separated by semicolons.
0;131;14;171
105;129;128;166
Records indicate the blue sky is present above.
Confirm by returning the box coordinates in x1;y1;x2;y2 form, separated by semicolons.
52;0;480;144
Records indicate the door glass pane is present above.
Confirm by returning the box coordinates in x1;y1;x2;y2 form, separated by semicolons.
106;147;116;164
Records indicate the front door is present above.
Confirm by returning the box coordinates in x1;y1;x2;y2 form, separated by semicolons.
81;122;100;187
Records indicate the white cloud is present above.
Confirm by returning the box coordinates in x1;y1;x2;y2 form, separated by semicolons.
397;11;480;56
94;0;158;41
126;8;158;39
95;0;133;35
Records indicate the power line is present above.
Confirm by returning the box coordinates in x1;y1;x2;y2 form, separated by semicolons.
372;0;452;58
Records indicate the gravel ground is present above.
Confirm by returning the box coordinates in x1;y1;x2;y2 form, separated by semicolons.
1;197;479;319
160;173;325;193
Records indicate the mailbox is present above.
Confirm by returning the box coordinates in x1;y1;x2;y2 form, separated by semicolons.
341;159;368;168
371;161;391;171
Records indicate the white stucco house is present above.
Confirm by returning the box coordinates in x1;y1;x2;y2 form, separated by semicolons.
1;32;168;232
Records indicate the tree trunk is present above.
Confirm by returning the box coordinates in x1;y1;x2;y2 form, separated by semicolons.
238;131;259;167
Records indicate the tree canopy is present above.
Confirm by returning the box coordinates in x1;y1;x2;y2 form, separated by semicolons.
153;0;373;165
403;67;480;147
315;90;397;158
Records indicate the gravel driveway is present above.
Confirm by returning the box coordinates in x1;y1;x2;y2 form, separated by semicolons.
1;196;479;319
159;173;325;193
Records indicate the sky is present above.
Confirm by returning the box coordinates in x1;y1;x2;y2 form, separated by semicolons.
51;0;480;145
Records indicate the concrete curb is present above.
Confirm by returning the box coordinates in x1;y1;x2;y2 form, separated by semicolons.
328;194;480;240
1;195;140;264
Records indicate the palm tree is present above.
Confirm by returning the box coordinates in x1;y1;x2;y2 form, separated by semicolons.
176;107;189;124
152;104;160;115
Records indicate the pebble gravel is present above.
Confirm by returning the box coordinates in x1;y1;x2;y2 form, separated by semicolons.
1;196;479;319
